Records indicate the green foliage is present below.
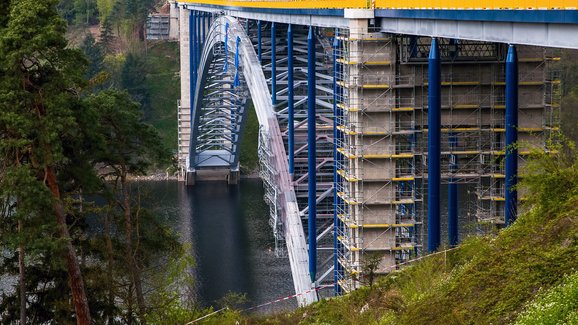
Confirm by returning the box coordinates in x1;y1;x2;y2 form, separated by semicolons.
239;103;260;174
515;272;578;325
245;140;578;325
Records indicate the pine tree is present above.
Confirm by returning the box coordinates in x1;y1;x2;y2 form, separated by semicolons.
0;1;92;323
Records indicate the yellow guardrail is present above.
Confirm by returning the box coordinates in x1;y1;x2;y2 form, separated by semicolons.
180;0;577;10
180;0;370;9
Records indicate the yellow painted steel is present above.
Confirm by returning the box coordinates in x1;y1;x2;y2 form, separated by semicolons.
180;0;369;9
180;0;577;10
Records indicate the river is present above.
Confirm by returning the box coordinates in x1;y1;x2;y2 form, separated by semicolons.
139;179;296;312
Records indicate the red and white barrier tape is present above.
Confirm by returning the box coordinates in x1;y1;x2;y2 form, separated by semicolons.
184;246;461;324
184;283;334;324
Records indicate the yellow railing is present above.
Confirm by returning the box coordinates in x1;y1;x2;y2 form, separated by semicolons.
180;0;369;9
180;0;577;10
375;0;576;9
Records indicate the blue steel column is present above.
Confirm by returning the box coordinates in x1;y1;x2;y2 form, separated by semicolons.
448;132;458;247
201;12;206;47
196;10;201;65
257;20;262;64
271;22;277;105
332;33;341;295
287;24;295;176
427;38;441;253
307;26;317;284
505;44;518;226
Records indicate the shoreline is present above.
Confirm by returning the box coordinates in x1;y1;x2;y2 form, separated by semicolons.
127;169;261;182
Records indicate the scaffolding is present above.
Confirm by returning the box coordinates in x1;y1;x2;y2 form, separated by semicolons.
335;28;422;292
335;33;561;292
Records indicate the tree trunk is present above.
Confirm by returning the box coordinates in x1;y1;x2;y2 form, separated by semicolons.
104;205;115;325
45;167;91;325
18;220;26;325
120;173;146;324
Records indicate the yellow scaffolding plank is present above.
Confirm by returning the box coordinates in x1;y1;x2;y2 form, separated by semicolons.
520;81;544;86
391;107;414;112
424;127;480;133
363;153;414;159
453;104;480;109
490;173;505;178
337;125;358;135
361;84;390;89
337;191;360;205
362;223;415;228
392;176;415;181
336;59;391;66
337;169;360;182
337;102;360;112
519;127;545;132
442;81;480;86
494;105;506;109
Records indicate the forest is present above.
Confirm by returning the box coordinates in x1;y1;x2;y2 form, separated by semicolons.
0;1;199;324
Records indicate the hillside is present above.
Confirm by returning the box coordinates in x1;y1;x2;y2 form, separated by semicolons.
192;143;578;324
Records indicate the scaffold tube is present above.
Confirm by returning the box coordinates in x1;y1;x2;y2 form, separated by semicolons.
505;44;518;226
307;26;317;284
427;38;441;253
287;24;295;176
332;33;340;296
448;133;458;247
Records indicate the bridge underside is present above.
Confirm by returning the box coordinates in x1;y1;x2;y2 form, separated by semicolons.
175;2;563;303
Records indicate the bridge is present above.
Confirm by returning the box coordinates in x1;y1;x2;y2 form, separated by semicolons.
170;1;576;306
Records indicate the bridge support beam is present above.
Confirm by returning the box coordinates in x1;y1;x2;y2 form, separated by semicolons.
287;24;295;177
505;44;518;226
427;38;441;253
307;25;317;284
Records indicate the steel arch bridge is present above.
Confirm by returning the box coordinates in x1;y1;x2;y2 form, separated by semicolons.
184;15;337;305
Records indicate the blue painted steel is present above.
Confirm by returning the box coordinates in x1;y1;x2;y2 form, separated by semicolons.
189;10;195;130
196;10;202;64
448;132;458;247
374;9;578;24
505;44;518;227
332;32;340;296
307;26;317;284
182;4;344;17
234;36;240;88
287;24;295;176
271;22;277;105
202;12;206;48
224;22;229;72
257;20;262;63
427;38;441;253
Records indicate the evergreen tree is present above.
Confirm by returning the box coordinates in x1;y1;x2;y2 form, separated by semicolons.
0;0;92;323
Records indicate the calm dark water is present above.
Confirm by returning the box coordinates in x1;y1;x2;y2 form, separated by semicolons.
138;179;295;311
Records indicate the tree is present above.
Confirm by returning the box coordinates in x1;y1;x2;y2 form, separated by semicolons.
0;0;92;323
86;89;169;323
